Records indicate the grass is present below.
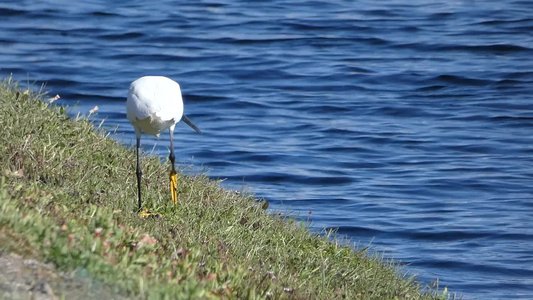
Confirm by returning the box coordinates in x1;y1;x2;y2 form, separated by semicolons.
0;77;449;299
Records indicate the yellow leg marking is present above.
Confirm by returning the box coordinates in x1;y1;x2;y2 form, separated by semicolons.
170;170;178;205
138;208;152;218
138;208;161;219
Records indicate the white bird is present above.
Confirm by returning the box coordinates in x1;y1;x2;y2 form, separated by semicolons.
127;76;201;213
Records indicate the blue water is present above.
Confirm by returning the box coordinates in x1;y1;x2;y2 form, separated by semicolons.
1;1;533;298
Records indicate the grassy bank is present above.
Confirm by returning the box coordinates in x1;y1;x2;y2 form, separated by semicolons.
0;78;446;299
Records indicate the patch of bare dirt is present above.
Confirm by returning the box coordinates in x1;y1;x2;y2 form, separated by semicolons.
0;252;129;300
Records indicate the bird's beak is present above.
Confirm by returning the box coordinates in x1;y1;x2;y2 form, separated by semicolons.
182;115;201;134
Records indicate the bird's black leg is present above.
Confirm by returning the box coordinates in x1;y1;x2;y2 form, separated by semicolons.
136;136;142;211
169;129;178;204
169;130;176;173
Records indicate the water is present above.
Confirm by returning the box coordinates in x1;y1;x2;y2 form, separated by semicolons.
1;1;533;298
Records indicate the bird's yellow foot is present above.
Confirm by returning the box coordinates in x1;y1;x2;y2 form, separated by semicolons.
170;170;178;204
138;208;161;219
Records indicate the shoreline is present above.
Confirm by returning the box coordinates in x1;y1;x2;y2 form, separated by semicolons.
0;78;447;299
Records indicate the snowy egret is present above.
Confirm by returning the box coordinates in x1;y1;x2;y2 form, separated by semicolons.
127;76;201;213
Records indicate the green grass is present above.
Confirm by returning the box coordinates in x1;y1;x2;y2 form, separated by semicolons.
0;77;449;299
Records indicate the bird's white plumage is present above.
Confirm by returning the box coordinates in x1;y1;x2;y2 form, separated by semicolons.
126;75;200;211
127;76;184;137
